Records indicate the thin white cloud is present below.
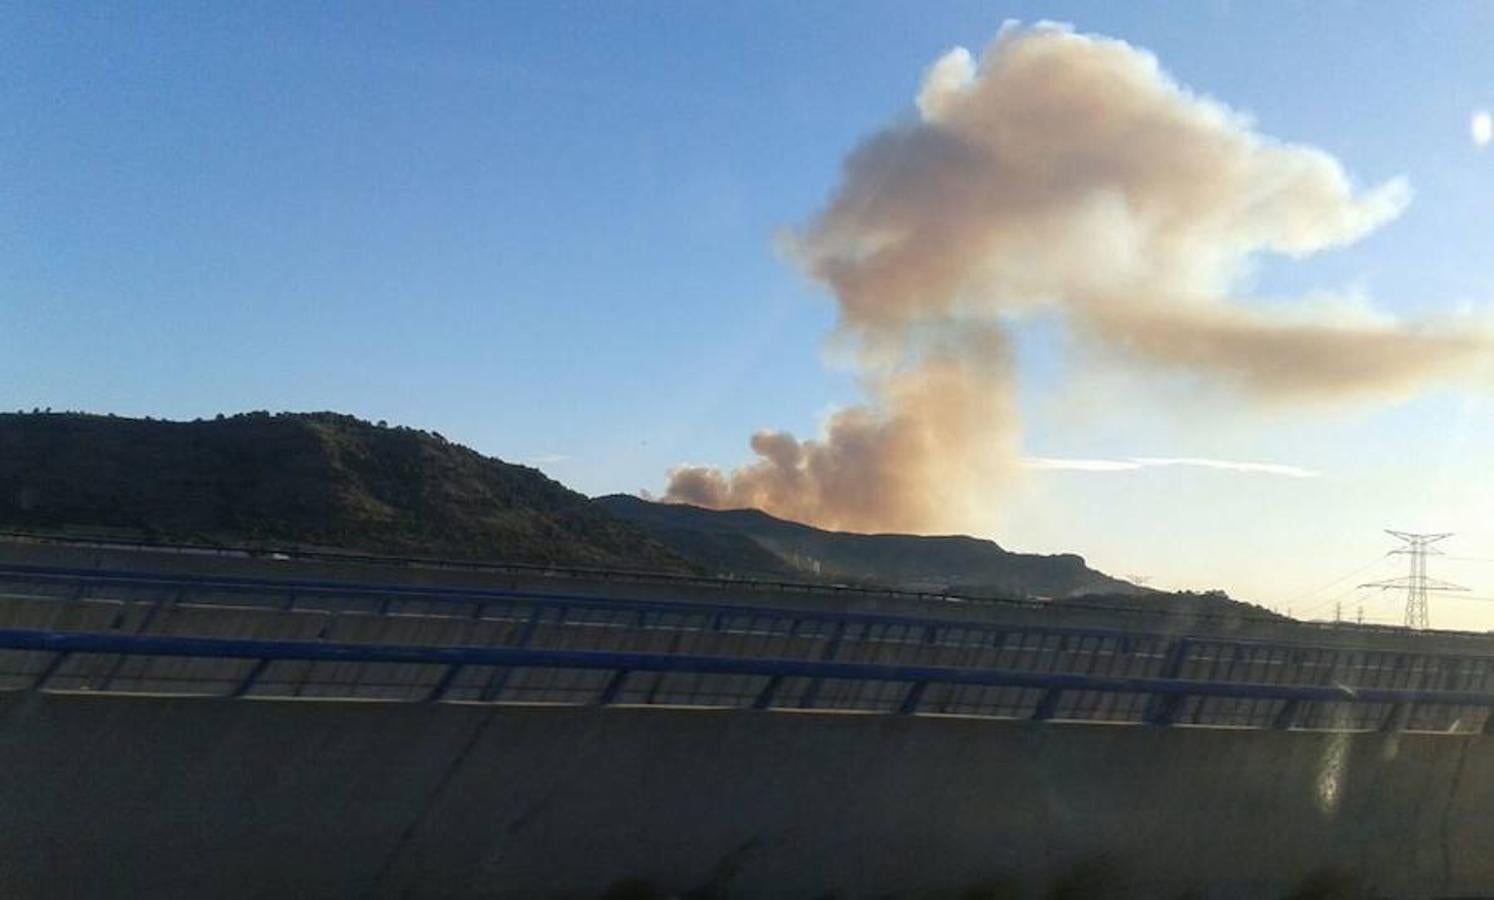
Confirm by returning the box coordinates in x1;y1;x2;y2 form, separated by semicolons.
1023;457;1144;472
1130;457;1319;478
1024;456;1318;478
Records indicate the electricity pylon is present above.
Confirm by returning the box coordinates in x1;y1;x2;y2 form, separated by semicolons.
1360;531;1467;630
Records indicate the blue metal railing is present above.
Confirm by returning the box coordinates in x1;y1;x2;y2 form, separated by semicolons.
0;532;1404;632
4;563;1492;679
3;562;1487;653
2;628;1492;733
2;564;1494;731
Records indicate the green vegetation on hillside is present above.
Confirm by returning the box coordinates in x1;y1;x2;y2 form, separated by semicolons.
0;411;687;570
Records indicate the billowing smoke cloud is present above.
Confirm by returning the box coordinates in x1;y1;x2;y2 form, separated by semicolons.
667;22;1490;532
672;327;1018;533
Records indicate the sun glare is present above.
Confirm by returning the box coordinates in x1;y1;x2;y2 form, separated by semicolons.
1473;110;1493;148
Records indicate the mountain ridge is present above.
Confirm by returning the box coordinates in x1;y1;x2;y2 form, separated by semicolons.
595;493;1145;599
0;411;689;571
1;410;1197;605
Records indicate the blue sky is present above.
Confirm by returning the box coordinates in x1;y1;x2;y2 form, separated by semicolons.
3;3;1491;623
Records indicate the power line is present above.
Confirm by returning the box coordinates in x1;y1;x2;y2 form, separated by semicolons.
1360;530;1468;630
1299;581;1374;620
1287;554;1392;618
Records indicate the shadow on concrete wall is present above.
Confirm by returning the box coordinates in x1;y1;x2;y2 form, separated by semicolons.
597;862;1381;900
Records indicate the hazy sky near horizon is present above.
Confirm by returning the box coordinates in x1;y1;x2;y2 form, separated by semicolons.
3;2;1493;626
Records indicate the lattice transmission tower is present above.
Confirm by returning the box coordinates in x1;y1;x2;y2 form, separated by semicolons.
1360;531;1467;630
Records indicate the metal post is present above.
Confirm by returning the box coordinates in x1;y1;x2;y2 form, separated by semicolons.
597;669;630;706
1032;687;1063;721
799;620;846;710
230;658;273;698
31;651;70;691
426;663;463;702
1273;699;1302;730
753;674;783;710
1146;638;1190;726
898;681;929;715
481;606;544;703
98;589;181;691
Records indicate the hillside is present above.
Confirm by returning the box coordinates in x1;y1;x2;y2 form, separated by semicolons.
596;494;1146;599
0;410;1249;610
0;411;688;570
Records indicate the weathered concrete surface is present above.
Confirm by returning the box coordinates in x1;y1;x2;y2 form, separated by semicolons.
0;694;1490;899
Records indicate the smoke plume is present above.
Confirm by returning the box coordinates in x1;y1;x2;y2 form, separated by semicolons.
672;327;1018;533
667;22;1490;532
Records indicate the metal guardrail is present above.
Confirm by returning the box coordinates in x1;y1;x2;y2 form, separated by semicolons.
5;562;1492;661
3;628;1493;734
2;563;1493;731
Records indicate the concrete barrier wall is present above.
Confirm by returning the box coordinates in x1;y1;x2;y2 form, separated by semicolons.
0;694;1491;899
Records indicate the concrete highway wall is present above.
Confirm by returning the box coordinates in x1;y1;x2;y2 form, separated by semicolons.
1;694;1491;899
